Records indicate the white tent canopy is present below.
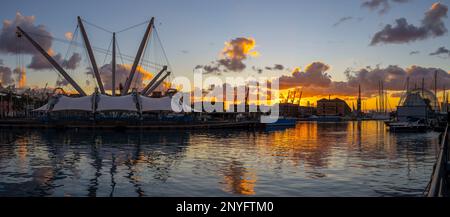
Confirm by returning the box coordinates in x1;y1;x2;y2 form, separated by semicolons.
52;95;93;112
140;96;173;111
32;94;189;113
96;94;138;112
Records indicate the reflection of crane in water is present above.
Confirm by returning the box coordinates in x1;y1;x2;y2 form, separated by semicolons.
124;133;145;197
100;130;189;196
109;154;117;197
87;135;103;197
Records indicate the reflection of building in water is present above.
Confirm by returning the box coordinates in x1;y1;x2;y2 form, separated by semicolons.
15;137;28;165
221;160;256;195
267;122;335;168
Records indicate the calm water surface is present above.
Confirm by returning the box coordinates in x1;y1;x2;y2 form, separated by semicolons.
0;121;439;196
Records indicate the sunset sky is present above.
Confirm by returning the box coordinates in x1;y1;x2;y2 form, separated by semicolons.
0;0;450;110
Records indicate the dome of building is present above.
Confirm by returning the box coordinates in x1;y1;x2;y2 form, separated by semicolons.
398;88;438;111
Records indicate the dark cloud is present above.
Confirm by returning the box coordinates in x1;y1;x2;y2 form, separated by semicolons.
0;65;14;85
250;66;263;74
180;50;189;54
265;64;285;71
430;46;450;56
0;12;52;55
370;2;448;45
279;62;332;89
61;53;81;69
409;50;420;55
277;61;449;98
196;37;258;74
362;0;411;15
218;58;246;72
0;12;82;71
0;65;25;87
195;64;221;74
346;65;450;94
55;76;69;87
27;52;81;70
332;16;353;27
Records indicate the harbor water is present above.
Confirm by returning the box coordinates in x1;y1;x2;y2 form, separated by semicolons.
0;121;439;196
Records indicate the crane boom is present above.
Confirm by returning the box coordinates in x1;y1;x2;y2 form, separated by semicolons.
122;17;154;95
141;66;167;95
298;90;303;105
78;16;105;94
16;26;87;96
145;71;171;96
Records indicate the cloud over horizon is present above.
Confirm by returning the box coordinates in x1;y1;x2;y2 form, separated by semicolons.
83;63;155;91
277;61;450;98
195;37;259;74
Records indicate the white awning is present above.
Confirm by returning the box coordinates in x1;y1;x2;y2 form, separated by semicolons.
96;94;138;112
140;96;173;111
33;103;50;112
52;95;93;112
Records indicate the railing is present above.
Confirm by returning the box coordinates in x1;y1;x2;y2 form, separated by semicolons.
426;124;449;197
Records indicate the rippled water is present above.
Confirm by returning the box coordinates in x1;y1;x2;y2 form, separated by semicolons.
0;121;440;197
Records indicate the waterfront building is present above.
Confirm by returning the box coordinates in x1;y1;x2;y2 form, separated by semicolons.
316;98;352;117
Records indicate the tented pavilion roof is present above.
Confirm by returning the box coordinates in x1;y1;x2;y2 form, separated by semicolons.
140;96;173;111
32;93;193;113
52;95;93;111
96;95;138;112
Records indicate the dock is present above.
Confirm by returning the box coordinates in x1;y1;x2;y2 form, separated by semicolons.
426;124;450;197
0;119;264;130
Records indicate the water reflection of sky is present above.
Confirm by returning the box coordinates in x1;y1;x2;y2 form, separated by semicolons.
0;121;439;196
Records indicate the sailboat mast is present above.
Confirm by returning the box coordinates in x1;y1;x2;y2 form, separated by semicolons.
406;76;409;93
434;70;437;111
112;32;116;96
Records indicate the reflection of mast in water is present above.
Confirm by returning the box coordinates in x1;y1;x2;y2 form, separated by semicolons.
87;135;103;197
124;133;145;197
352;121;362;150
109;154;117;197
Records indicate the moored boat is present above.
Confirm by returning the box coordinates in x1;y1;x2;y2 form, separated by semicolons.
264;117;297;127
386;119;429;132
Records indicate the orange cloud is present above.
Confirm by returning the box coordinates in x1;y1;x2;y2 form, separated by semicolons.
64;32;73;41
196;37;259;73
